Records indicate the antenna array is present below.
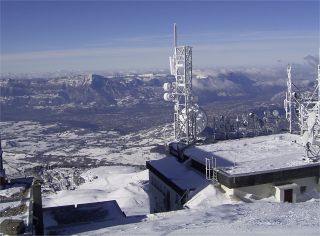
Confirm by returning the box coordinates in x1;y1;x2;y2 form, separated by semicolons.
284;56;320;161
164;24;207;144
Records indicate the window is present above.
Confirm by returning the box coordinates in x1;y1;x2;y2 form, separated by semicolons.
300;186;307;193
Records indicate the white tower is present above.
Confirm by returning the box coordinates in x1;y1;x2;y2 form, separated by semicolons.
164;24;207;144
0;136;6;189
284;65;293;133
0;137;3;172
286;59;320;161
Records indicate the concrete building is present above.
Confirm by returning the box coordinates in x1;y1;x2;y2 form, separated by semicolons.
147;156;206;213
0;139;44;235
42;200;143;235
147;133;320;213
0;177;44;235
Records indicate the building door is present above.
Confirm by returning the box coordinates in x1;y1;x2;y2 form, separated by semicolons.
284;189;293;203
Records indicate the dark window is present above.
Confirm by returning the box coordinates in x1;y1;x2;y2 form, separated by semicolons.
300;186;306;193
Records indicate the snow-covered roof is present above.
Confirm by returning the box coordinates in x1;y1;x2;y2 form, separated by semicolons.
0;177;34;227
147;156;207;193
43;200;128;234
185;133;320;176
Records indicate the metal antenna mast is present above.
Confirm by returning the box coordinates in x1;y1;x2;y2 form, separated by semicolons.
284;65;293;133
286;53;320;161
164;24;207;144
174;23;177;48
0;136;6;189
318;57;320;106
0;136;3;173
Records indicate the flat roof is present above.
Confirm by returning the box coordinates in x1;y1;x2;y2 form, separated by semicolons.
43;200;125;227
184;133;319;176
43;200;144;235
146;156;207;195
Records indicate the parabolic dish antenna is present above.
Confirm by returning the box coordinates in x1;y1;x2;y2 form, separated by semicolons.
272;110;279;117
178;104;208;135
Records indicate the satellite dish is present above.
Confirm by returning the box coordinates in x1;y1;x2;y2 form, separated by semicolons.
192;95;199;102
302;131;310;146
307;111;317;132
272;110;279;117
164;93;173;101
163;82;172;92
264;110;271;116
178;104;207;135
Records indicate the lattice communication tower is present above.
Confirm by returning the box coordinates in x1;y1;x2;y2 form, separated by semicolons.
163;24;207;144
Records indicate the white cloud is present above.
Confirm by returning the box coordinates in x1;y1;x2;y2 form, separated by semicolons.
0;30;318;73
1;46;170;61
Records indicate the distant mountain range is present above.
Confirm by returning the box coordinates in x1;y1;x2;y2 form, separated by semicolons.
0;71;289;109
0;69;314;131
0;74;171;108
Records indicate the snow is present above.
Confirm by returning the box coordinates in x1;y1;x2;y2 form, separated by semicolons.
57;131;79;139
185;184;234;209
185;133;319;175
0;121;168;176
0;183;32;226
148;156;207;191
43;200;126;233
73;200;320;236
0;201;21;211
0;186;24;198
43;166;149;216
42;163;320;236
1;121;319;235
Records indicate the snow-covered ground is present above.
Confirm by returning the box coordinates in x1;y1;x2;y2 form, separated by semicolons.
80;200;320;236
0;186;25;198
1;121;320;235
43;166;149;216
41;165;320;235
0;121;169;175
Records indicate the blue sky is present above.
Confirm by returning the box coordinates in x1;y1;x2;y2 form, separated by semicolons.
0;0;319;73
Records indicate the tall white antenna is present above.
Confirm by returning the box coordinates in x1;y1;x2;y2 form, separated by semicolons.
286;62;320;161
284;65;293;133
0;136;6;189
164;24;207;144
284;49;320;161
318;57;320;104
0;137;3;172
318;55;320;124
174;23;177;48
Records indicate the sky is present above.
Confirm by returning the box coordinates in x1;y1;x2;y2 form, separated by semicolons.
0;0;319;73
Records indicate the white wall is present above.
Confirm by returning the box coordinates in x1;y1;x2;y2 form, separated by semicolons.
293;176;319;202
236;183;274;200
274;177;319;203
221;176;319;203
149;172;319;212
